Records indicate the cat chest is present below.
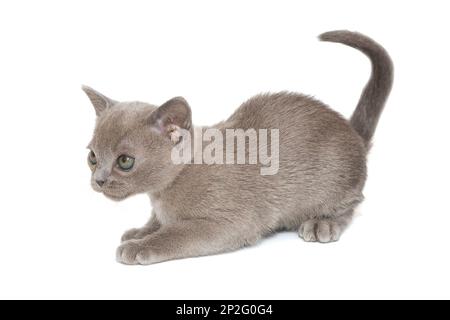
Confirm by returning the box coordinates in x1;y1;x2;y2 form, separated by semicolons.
151;198;175;225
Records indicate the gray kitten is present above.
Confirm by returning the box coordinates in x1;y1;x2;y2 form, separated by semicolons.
84;30;393;265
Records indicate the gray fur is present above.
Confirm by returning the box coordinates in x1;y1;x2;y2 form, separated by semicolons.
320;31;394;145
83;30;393;265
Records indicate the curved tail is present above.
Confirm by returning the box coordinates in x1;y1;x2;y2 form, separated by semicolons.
319;30;393;146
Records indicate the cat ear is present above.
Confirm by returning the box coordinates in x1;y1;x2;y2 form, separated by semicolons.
82;85;118;116
149;97;192;143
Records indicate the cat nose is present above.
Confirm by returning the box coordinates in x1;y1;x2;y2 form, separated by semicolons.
96;179;106;187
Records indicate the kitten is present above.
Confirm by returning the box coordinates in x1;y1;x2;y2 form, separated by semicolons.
84;30;393;265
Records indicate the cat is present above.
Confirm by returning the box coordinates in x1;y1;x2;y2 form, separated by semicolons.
83;30;393;265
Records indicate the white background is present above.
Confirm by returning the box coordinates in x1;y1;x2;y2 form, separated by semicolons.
0;0;449;300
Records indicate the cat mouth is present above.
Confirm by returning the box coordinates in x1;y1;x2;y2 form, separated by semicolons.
97;185;129;201
102;191;128;201
91;181;129;201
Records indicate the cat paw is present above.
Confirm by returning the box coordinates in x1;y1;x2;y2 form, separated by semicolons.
121;224;160;242
121;228;142;242
116;241;156;265
298;219;341;243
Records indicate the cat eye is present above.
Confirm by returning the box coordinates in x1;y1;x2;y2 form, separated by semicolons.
117;155;135;171
88;150;97;165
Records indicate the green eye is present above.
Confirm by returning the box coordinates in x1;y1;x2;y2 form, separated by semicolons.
117;155;135;171
88;150;97;165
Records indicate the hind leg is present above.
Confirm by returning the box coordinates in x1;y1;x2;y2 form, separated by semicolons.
298;211;353;243
298;192;363;243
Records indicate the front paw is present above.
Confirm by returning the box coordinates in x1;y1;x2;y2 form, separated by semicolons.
116;241;156;265
121;228;141;242
121;227;157;242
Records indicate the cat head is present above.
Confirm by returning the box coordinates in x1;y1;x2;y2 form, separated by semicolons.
83;86;192;200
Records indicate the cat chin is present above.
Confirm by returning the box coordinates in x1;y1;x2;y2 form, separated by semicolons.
103;192;129;201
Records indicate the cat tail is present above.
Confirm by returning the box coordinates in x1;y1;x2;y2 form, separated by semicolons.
319;30;393;147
